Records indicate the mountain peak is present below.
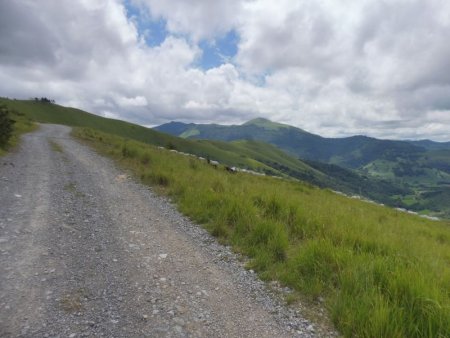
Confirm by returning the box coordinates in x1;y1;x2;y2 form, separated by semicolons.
244;117;272;124
243;117;290;130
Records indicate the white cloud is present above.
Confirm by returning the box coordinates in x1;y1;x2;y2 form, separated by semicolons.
133;0;243;41
0;0;449;141
116;95;148;107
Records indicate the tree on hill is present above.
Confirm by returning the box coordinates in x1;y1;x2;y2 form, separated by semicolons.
0;104;15;147
33;97;55;103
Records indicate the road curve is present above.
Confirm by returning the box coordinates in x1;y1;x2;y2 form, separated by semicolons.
0;124;318;337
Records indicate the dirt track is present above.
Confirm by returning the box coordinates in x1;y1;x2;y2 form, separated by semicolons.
0;125;321;337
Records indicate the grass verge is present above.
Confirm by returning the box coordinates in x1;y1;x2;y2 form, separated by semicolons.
74;127;450;337
0;107;37;156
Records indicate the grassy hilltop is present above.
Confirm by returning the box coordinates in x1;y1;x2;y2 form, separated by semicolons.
2;97;450;336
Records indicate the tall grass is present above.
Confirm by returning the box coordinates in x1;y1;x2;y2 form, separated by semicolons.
75;127;450;337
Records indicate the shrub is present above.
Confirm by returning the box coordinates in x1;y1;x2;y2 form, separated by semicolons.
0;105;15;147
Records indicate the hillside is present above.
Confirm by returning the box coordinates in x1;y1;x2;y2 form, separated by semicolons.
155;118;428;169
0;98;406;205
156;118;450;218
408;139;450;150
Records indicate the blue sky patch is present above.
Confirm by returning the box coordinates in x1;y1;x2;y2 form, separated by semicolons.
198;30;239;69
124;0;167;47
124;1;239;69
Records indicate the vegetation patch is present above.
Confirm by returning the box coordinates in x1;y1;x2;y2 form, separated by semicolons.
49;140;63;153
0;102;36;156
74;127;450;337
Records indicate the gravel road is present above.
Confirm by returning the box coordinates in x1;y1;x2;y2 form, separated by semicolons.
0;124;330;337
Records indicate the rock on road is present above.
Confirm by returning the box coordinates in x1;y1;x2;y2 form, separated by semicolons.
0;124;321;337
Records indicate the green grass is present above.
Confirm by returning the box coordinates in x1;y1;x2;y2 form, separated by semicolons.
74;127;450;338
0;103;37;156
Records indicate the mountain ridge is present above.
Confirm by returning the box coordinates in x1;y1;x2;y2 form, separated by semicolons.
154;118;430;168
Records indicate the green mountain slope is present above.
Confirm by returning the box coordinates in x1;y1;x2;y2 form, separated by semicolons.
408;139;450;150
155;118;450;218
155;119;427;169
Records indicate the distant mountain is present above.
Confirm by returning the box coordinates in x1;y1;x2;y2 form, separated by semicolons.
155;118;428;169
407;139;450;150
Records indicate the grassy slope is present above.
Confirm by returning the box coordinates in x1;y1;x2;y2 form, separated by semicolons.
74;127;450;338
0;104;37;156
158;119;450;218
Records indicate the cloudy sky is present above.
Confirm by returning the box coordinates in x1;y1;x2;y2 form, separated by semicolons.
1;0;450;141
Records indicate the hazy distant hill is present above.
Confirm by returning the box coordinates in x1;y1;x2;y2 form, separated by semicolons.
407;139;450;150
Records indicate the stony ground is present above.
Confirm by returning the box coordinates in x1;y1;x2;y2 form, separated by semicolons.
0;124;335;337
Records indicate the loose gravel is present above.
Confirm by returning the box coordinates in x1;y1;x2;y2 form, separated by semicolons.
0;124;336;337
